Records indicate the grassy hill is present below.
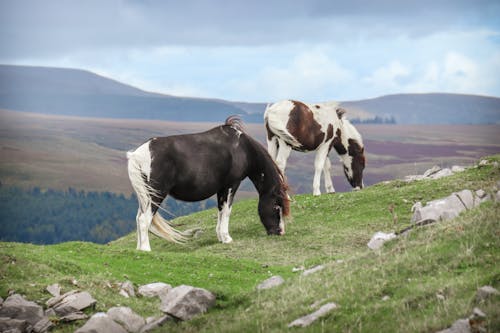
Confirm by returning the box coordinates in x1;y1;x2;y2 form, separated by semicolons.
1;156;499;332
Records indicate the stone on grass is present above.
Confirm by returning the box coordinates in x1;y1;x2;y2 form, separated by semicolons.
46;283;61;297
302;265;325;276
51;291;96;316
138;282;171;298
475;285;499;302
46;290;79;308
367;232;396;250
423;165;441;177
59;311;88;322
160;285;216;321
436;318;470;333
451;165;465;173
119;281;135;298
288;302;337;328
75;312;127;333
256;276;285;290
454;189;475;210
33;317;54;333
0;317;31;333
430;168;453;179
139;316;172;333
107;307;145;333
0;294;45;325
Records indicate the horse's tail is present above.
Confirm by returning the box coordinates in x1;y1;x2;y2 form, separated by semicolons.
127;142;187;244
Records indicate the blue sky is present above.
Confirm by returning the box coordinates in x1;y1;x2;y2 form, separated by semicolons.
1;0;499;102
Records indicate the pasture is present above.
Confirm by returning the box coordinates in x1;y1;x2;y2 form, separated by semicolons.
0;157;499;332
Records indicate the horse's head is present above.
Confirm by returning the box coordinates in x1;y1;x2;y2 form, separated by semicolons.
332;112;366;190
258;190;289;235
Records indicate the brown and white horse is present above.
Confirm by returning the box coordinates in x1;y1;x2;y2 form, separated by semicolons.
264;100;365;196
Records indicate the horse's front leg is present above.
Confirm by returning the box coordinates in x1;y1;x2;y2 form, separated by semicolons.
313;145;330;196
216;187;235;244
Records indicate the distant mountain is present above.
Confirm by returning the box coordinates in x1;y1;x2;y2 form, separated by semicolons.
342;93;500;124
1;65;499;124
0;65;263;122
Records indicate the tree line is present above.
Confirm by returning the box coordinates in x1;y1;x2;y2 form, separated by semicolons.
0;184;215;245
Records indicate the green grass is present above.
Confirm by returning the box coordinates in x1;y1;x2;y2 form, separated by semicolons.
1;156;499;332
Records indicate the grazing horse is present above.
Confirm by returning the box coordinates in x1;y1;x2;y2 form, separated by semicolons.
264;100;365;196
127;117;290;251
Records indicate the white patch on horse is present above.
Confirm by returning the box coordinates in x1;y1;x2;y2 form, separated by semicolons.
278;206;285;235
217;188;233;244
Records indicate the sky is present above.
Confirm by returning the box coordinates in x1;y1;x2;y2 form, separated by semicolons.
1;0;500;102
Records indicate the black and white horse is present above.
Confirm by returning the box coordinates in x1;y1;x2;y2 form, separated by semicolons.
264;100;365;196
127;117;290;251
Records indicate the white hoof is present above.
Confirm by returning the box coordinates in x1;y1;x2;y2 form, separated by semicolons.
221;235;233;244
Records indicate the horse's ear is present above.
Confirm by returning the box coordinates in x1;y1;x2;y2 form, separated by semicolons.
336;108;346;119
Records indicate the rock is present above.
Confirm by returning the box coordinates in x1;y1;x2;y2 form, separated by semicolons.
411;202;422;213
404;175;424;182
33;317;54;333
430;168;453;179
496;190;500;202
473;189;490;207
292;266;305;273
45;308;57;317
423;165;441;177
451;165;465;173
107;307;145;333
412;193;468;223
367;232;396;250
436;318;470;333
468;308;487;333
478;159;489;166
138;282;172;298
139;316;172;333
75;312;128;333
160;285;216;321
382;295;390;301
475;285;499;302
302;265;325;276
288;302;337;328
475;189;487;199
0;296;3;306
51;291;97;316
256;276;285;290
455;190;475;210
46;283;61;297
0;317;31;333
119;281;135;298
59;311;88;322
0;294;45;325
46;290;79;307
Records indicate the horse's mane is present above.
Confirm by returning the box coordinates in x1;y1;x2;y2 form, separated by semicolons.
224;115;290;216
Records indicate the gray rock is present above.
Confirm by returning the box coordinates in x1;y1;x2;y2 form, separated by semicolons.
455;190;475;210
0;294;45;325
404;175;424;182
139;316;172;333
59;311;88;322
107;307;145;333
138;282;172;298
0;317;31;333
478;159;489;166
51;291;96;316
75;313;128;333
423;165;441;177
436;318;470;333
46;283;61;297
451;165;465;173
367;232;396;250
475;285;499;302
430;168;453;179
411;193;468;224
288;302;337;328
0;296;3;306
33;317;54;333
302;265;325;276
256;276;285;290
46;290;79;308
160;285;216;321
44;308;57;317
475;189;487;198
120;281;135;298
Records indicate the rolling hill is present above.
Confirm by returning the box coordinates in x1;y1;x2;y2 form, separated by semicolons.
1;156;498;332
1;64;499;124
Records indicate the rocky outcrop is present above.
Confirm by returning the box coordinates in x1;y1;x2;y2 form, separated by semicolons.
367;232;397;250
49;291;96;316
405;164;465;182
75;312;128;333
160;285;216;321
288;303;338;328
138;282;172;298
0;294;53;333
256;276;285;290
107;307;145;333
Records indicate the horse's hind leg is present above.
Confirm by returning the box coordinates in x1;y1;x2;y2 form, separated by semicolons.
313;144;330;196
323;156;335;193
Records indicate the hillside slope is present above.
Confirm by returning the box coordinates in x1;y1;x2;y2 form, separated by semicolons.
0;156;499;332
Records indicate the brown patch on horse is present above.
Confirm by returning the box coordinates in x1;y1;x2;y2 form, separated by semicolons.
265;121;275;141
348;138;366;188
326;124;334;141
336;108;346;119
286;100;325;151
330;128;347;155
